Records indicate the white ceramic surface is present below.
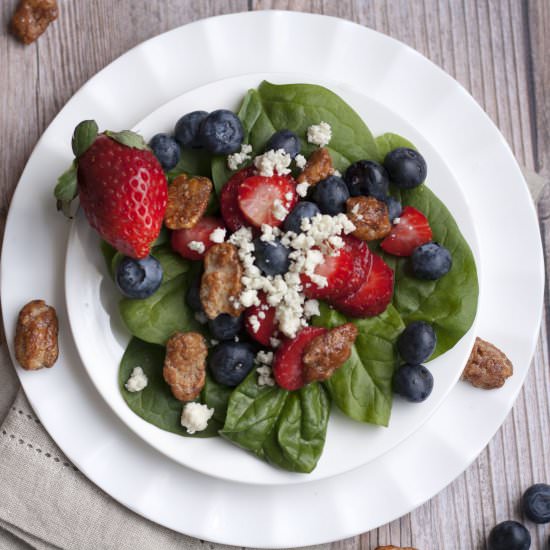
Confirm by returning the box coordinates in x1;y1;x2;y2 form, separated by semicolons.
65;73;479;485
0;11;543;547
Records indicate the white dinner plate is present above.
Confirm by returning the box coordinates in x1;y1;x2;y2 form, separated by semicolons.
0;11;543;547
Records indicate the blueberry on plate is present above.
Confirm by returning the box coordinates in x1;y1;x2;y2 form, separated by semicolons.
411;242;452;280
253;238;291;276
116;255;163;299
199;109;244;155
148;133;181;171
185;275;203;312
488;521;531;550
208;313;243;341
393;364;434;403
283;201;321;233
265;129;301;158
174;110;208;149
312;175;350;215
384;147;427;189
209;342;255;386
384;196;402;222
522;483;550;523
397;321;437;365
344;160;389;200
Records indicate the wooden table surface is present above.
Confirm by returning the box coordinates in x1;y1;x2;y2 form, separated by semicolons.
1;1;549;548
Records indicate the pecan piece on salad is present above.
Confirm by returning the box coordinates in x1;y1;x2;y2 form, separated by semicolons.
462;337;513;390
14;300;58;370
302;323;358;383
346;196;392;241
164;174;213;230
11;0;58;45
200;242;244;319
163;332;207;402
296;147;334;186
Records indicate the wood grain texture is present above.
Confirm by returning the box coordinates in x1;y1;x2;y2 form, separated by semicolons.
0;1;549;548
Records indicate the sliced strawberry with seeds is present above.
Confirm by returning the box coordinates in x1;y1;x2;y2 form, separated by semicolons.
380;206;432;256
244;293;277;346
171;216;225;260
220;167;255;232
237;174;297;228
331;252;394;317
273;326;327;391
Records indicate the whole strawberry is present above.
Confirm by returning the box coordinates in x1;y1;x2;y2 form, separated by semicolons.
54;120;168;258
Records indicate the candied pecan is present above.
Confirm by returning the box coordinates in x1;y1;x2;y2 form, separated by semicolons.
296;147;334;186
163;332;207;402
14;300;58;370
462;337;513;389
11;0;58;45
200;242;244;319
346;196;392;241
303;323;358;383
164;174;212;230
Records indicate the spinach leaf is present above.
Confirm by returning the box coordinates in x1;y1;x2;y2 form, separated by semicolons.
314;303;404;426
119;337;230;437
166;149;212;182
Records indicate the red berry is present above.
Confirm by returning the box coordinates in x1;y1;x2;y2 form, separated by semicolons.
171;217;226;260
331;252;394;317
273;326;327;391
380;206;432;257
244;293;277;346
220;167;255;232
77;134;167;259
237;174;297;228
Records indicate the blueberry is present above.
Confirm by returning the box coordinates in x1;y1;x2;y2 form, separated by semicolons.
208;313;243;341
344;160;389;200
185;275;203;312
488;521;531;550
148;133;181;170
283;201;321;233
312;176;350;215
522;484;550;523
208;342;255;386
174;111;208;149
393;364;434;402
384;147;427;189
397;321;437;364
265;129;301;158
253;238;290;276
411;242;452;280
385;196;402;222
199;109;244;155
116;256;163;299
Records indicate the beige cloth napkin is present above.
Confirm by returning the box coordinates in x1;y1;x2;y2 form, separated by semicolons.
0;170;546;550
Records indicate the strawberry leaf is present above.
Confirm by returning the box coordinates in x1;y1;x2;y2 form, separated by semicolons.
105;130;148;150
72;120;98;158
54;162;77;200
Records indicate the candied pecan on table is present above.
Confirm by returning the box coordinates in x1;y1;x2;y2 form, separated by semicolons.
346;196;392;241
303;323;358;383
163;332;207;402
200;242;244;319
11;0;58;45
164;174;213;230
296;147;334;186
462;337;513;390
14;300;58;370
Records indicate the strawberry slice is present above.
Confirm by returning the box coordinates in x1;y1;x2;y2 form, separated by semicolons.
273;326;327;391
244;293;278;346
380;206;432;256
237;174;297;227
301;236;369;301
171;217;225;260
331;252;394;317
220;167;255;232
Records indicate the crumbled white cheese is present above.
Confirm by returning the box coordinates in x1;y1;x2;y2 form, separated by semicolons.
304;299;320;318
180;402;214;435
253;148;292;177
256;350;274;365
259;224;281;242
256;365;276;387
188;241;205;254
194;311;208;324
393;217;401;224
258;310;266;320
270;337;281;348
125;367;148;392
333;169;342;177
284;191;294;201
227;143;252;171
210;339;219;346
294;154;307;170
307;122;332;147
272;199;289;221
209;227;226;243
296;181;310;198
248;314;260;333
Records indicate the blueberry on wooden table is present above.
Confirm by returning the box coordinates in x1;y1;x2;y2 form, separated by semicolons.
253;238;291;277
265;129;301;158
174;110;208;149
283;201;321;234
411;242;452;280
384;147;427;189
522;483;550;523
148;133;180;170
199;109;244;154
393;364;433;402
397;321;437;365
312;175;349;215
344;159;389;200
115;256;163;299
208;313;243;341
208;342;255;387
488;521;531;550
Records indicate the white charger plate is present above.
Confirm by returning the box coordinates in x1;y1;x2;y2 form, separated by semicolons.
0;11;543;547
65;72;479;485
